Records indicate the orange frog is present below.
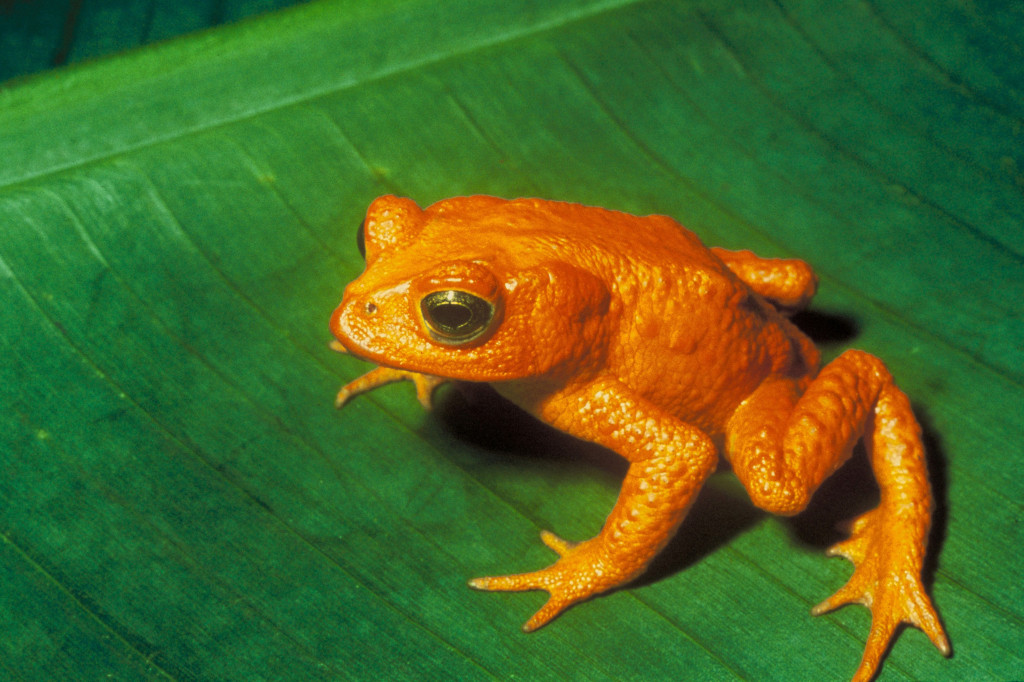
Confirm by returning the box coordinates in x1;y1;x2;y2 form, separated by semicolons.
329;195;949;682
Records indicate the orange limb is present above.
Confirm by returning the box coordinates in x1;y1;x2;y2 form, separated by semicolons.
711;247;818;314
331;341;445;409
470;377;718;631
726;349;949;682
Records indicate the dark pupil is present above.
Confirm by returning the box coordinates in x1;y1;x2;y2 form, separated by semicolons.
431;302;473;331
356;220;366;258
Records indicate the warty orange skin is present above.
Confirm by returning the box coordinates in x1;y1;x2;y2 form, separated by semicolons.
330;195;949;682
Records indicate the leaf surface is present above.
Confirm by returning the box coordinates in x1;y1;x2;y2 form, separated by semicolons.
2;1;1022;679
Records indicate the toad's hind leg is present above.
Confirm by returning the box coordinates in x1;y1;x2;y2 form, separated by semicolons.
725;350;949;682
711;247;817;314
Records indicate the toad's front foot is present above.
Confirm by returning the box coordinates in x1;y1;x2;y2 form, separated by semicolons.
812;508;950;682
331;341;446;409
469;530;633;632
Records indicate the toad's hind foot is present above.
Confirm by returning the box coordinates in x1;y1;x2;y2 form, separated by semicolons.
812;508;950;682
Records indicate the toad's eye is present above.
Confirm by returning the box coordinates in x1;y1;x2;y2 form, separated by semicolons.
356;220;366;259
420;290;494;345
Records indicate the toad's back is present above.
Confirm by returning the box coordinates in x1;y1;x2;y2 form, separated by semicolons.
422;196;812;433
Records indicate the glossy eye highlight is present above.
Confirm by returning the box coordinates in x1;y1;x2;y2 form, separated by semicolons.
420;290;494;344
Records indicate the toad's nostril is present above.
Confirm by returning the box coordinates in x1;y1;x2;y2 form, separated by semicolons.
364;301;378;315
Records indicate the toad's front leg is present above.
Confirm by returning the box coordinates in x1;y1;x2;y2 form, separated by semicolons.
331;341;446;409
470;377;718;631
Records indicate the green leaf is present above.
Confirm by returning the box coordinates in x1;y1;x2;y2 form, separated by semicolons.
2;0;1022;680
0;0;309;83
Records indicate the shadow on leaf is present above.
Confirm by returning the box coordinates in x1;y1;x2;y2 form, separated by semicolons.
424;347;950;594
